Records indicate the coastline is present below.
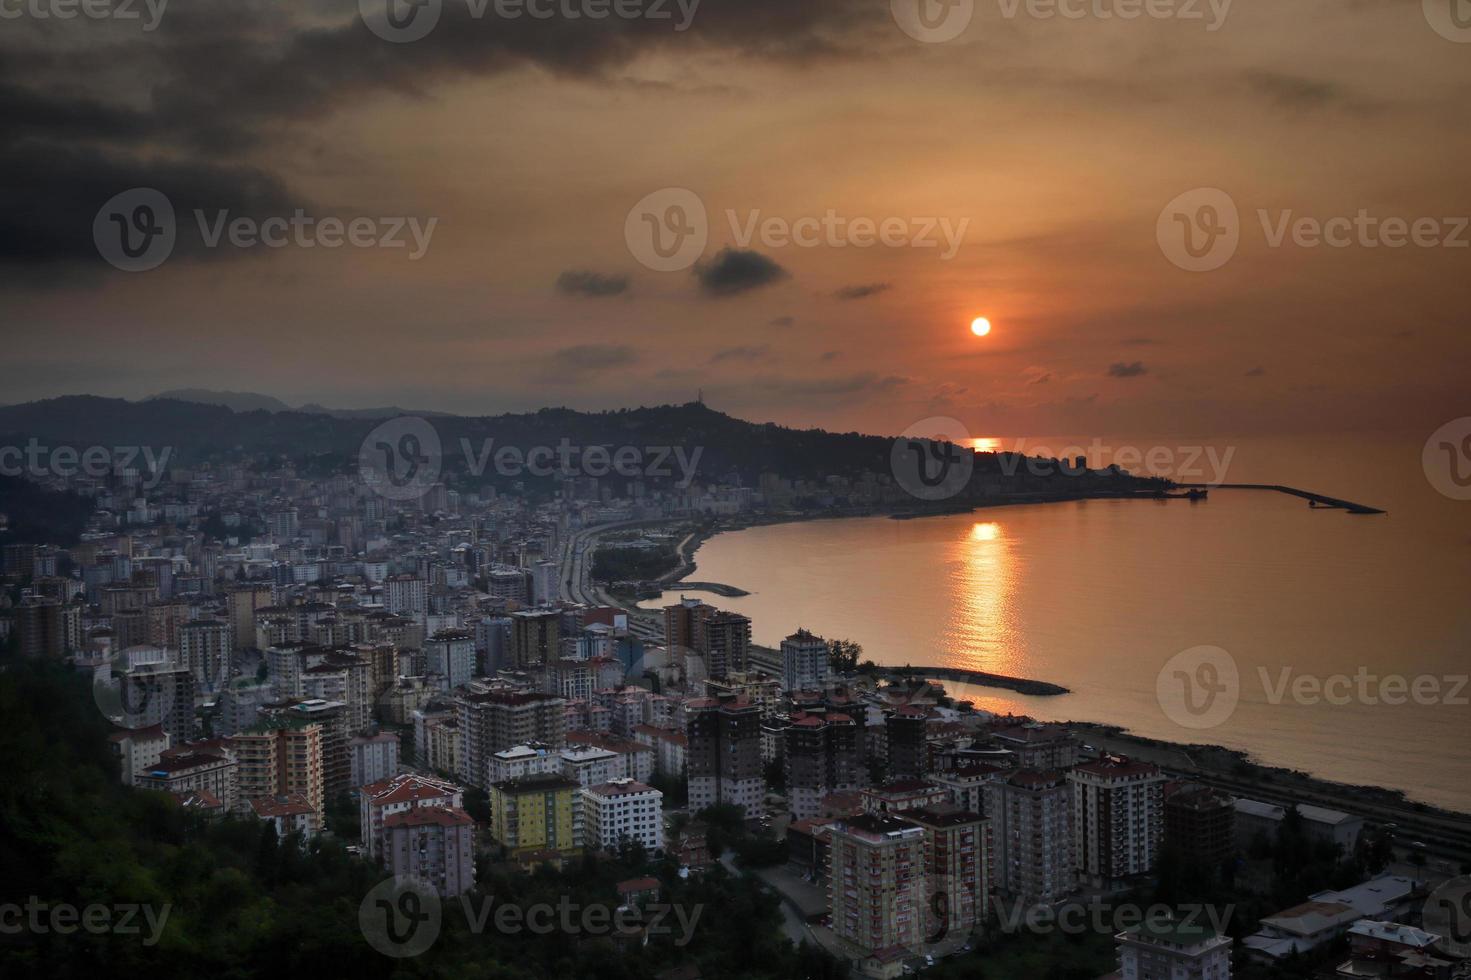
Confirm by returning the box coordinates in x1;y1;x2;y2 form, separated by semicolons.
631;509;1471;831
1067;722;1471;856
652;492;1184;595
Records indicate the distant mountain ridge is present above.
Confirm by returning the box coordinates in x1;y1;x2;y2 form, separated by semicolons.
147;389;448;419
0;395;1163;495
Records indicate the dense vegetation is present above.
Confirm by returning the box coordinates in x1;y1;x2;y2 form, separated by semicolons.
592;544;681;583
0;475;95;546
0;658;847;979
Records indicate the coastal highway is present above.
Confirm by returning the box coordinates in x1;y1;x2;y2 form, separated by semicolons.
1168;768;1471;863
559;519;667;644
1079;728;1471;865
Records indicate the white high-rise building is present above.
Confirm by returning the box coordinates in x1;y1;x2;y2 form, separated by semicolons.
780;628;829;694
179;619;232;692
582;779;664;854
489;743;560;784
533;560;560;605
561;745;619;789
426;628;475;689
385;575;426;621
350;732;401;789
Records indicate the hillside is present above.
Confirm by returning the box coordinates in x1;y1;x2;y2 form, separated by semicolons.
0;396;1166;496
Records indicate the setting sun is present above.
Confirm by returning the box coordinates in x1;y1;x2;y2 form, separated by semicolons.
971;317;992;337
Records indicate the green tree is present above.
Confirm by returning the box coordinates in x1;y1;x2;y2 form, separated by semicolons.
827;638;863;672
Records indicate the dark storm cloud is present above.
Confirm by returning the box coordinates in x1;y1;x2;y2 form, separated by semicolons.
555;270;630;297
833;282;889;301
1107;361;1148;379
693;248;788;297
1245;366;1266;377
769;316;795;327
5;0;874;148
0;140;294;271
0;0;875;275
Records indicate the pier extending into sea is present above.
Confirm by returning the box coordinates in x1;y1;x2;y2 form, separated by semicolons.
1176;483;1386;514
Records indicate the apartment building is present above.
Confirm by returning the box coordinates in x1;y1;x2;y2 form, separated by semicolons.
1069;756;1166;889
662;596;713;655
828;813;928;964
785;712;866;821
108;723;171;786
907;806;990;947
426;628;475;690
179;619;232;692
349;731;401;789
561;744;620;788
583;778;665;854
136;751;238;811
384;805;476;897
704;611;752;679
115;660;197;743
931;763;1008;816
230;720;325;822
489;743;560;784
488;773;584;862
360;772;465;861
781;628;830;694
250;792;320;841
1164;783;1237;874
992;723;1081;771
631;724;688;780
298;650;373;734
861;780;950;816
228;583;274;652
685;694;763;816
1116;918;1233;980
566;731;656;784
884;706;929;782
510;608;560;667
456;690;566;788
384;575;426;621
999;770;1075;907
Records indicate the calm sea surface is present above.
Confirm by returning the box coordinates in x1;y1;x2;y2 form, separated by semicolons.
642;434;1471;812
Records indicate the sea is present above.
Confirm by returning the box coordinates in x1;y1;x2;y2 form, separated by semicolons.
641;432;1471;812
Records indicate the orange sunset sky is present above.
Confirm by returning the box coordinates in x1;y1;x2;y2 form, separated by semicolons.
2;0;1468;437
